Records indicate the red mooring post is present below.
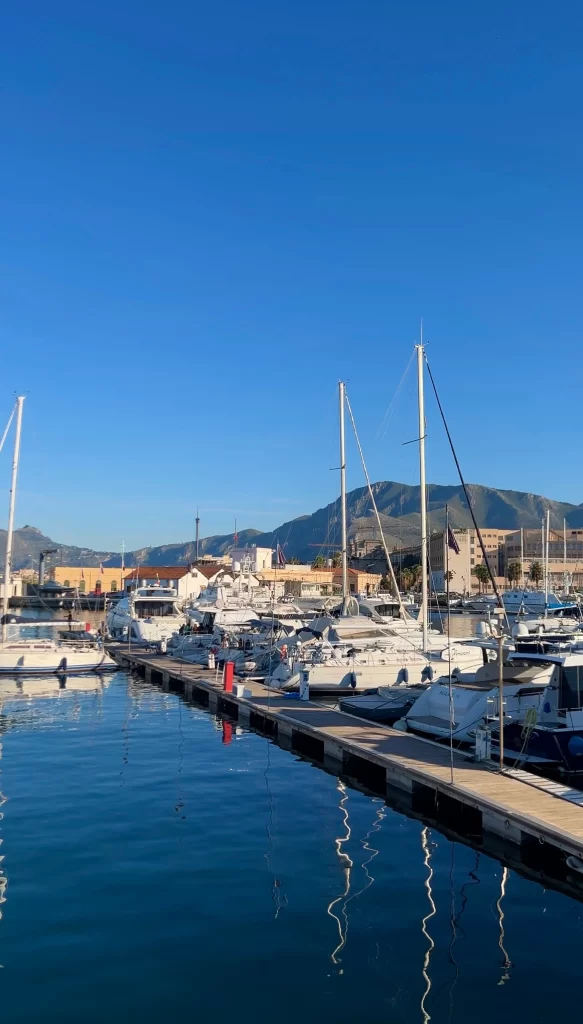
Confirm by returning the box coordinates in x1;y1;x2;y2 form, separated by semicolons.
222;721;233;745
223;661;234;693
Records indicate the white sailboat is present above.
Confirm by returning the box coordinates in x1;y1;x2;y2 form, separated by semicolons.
0;397;116;675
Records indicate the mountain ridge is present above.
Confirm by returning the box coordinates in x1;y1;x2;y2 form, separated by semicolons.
4;480;582;570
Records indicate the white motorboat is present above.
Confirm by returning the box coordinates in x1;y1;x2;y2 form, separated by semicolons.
404;650;554;743
107;585;186;643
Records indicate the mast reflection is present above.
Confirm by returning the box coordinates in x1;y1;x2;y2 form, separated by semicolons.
420;827;437;1024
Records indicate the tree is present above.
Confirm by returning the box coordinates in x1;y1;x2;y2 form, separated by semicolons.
331;551;343;568
472;563;490;593
444;569;454;585
287;556;301;565
379;575;392;591
399;567;413;592
312;555;326;569
529;561;544;586
409;564;422;591
506;561;522;587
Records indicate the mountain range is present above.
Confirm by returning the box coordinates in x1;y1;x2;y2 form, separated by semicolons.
5;480;583;571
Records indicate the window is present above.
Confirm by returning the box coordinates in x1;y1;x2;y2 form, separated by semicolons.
95;581;102;594
471;558;475;565
559;666;583;711
110;581;118;592
63;579;70;587
79;580;86;593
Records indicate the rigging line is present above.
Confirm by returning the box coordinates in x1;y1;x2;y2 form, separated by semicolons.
376;348;416;442
344;391;408;619
0;404;16;460
423;357;509;627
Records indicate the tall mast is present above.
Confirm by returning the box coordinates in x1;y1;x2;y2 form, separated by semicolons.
339;381;349;614
520;527;524;588
416;339;429;652
564;516;568;592
545;508;550;605
2;396;25;642
195;508;200;561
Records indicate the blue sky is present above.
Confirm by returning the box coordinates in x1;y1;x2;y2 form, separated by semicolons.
1;0;582;550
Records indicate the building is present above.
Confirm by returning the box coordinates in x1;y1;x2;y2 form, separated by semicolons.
230;546;273;573
122;566;232;601
504;529;583;590
192;564;235;587
50;566;123;594
255;565;381;597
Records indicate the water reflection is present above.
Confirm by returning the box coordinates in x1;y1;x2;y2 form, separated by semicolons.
328;780;353;965
0;673;580;1023
496;867;512;986
420;827;437;1024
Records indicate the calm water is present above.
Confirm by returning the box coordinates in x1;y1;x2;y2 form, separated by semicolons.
0;670;581;1023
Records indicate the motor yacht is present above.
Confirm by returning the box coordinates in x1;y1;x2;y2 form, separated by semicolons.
107;585;186;643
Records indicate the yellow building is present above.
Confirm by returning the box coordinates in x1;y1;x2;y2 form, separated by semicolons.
49;566;123;594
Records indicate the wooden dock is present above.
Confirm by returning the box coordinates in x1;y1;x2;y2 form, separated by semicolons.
109;645;583;879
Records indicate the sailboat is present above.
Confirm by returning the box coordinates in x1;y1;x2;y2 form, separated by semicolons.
0;398;116;675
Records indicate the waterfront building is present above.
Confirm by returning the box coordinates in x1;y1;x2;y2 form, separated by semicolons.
123;565;233;600
50;565;122;594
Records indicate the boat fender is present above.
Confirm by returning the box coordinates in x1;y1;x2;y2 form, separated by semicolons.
568;735;583;758
393;719;408;732
57;657;67;674
350;671;357;689
397;667;409;684
421;665;434;682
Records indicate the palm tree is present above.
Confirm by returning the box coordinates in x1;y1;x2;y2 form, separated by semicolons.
312;555;326;569
379;575;392;592
529;561;544;586
331;551;342;568
287;556;301;565
444;569;454;585
506;561;522;587
472;564;490;593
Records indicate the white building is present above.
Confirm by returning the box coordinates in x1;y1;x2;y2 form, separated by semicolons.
230;546;273;573
123;566;232;602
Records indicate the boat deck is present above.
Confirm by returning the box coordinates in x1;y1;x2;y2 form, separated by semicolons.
109;645;583;863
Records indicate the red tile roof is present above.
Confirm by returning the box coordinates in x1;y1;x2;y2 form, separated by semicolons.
194;564;229;579
123;566;190;580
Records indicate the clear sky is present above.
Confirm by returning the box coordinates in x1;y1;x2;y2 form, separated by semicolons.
1;0;582;551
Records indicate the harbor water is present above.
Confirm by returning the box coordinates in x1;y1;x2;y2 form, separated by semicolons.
0;669;582;1022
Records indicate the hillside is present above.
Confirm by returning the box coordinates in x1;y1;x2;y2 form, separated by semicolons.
5;481;582;570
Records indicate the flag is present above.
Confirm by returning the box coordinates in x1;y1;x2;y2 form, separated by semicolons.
99;562;104;574
81;568;85;580
277;543;286;567
447;526;460;555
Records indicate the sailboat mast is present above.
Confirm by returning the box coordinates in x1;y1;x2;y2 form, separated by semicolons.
2;396;25;642
545;508;550;604
520;527;524;588
564;516;567;593
339;381;349;614
416;341;429;652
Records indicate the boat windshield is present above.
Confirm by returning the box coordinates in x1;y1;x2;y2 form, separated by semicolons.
134;601;177;619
